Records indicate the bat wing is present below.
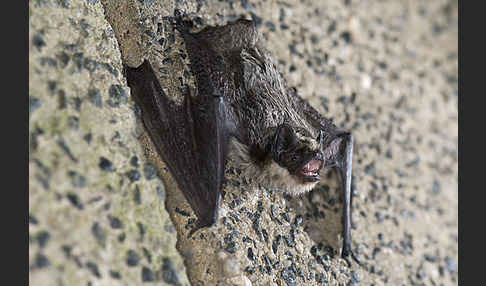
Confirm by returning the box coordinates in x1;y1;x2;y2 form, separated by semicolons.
290;88;359;265
124;60;229;229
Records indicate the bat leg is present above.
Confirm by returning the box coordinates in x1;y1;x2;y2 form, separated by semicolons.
335;132;361;266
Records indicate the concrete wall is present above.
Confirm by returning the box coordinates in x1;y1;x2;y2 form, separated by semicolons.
29;0;458;285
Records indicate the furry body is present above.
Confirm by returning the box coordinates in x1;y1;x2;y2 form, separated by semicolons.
124;19;359;264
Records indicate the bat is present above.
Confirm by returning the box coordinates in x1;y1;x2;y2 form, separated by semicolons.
124;18;359;265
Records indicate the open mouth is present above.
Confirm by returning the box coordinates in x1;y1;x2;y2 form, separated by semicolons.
300;159;323;177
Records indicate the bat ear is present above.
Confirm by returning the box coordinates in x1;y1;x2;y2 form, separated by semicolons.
271;124;298;161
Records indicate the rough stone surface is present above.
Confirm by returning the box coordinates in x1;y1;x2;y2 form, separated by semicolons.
29;0;457;286
29;1;189;285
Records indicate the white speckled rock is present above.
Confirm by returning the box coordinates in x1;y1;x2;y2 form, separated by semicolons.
29;0;189;285
228;275;252;286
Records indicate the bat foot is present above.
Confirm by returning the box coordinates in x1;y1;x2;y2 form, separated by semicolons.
341;247;362;267
187;226;199;238
174;9;194;34
187;217;217;238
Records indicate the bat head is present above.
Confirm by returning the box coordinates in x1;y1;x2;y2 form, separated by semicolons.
269;124;325;194
229;124;325;196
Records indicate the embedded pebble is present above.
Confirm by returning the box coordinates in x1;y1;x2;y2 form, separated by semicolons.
228;275;252;286
221;252;242;277
361;74;372;90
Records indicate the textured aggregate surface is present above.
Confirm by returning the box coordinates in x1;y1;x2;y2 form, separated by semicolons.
29;0;457;285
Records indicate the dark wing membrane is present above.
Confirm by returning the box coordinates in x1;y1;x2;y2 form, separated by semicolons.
175;19;257;143
177;18;258;55
290;88;359;264
124;60;229;227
